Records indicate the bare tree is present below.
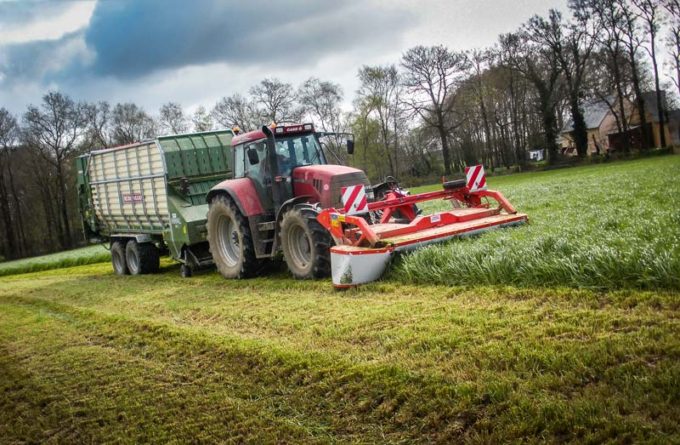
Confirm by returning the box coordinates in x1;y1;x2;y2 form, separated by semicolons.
529;8;597;157
617;0;653;149
297;77;344;131
401;45;469;174
250;78;300;123
192;106;213;132
297;77;347;161
212;94;260;131
83;101;112;148
23;91;88;249
357;65;403;176
633;0;667;147
665;0;680;94
500;30;563;163
158;102;189;135
588;0;634;152
111;103;156;145
469;50;495;165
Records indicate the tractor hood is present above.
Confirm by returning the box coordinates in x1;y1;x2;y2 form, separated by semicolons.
292;165;371;210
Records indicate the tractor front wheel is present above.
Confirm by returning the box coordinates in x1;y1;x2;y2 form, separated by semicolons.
207;195;259;279
280;207;331;279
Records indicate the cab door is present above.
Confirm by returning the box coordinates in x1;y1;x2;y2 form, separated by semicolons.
240;141;274;212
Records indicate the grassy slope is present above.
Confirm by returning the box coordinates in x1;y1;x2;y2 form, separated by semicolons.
0;157;679;443
0;245;110;277
399;156;680;290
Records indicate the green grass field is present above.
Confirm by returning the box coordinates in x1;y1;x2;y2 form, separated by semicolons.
1;156;679;443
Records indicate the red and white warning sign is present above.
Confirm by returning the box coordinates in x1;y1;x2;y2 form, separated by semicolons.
465;165;487;192
341;184;368;215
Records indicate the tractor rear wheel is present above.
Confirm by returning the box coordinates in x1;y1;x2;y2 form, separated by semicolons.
207;195;259;279
111;241;129;275
125;241;160;275
280;207;331;279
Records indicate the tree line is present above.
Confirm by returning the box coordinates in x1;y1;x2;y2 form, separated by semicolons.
0;0;678;260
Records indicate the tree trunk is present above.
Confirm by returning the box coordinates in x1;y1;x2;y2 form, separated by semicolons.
56;162;73;249
6;159;25;256
436;110;452;175
630;56;651;149
650;41;666;148
0;166;16;259
37;172;60;252
613;61;631;153
569;95;588;157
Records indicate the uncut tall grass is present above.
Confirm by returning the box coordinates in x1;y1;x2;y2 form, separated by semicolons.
393;156;680;290
0;245;110;277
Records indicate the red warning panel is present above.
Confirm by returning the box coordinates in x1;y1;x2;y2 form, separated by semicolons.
341;185;368;215
465;165;487;191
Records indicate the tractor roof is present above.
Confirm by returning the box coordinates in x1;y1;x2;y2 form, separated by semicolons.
232;129;266;146
232;123;315;146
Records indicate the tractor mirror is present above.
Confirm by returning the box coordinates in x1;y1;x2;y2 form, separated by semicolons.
347;139;355;155
247;148;259;165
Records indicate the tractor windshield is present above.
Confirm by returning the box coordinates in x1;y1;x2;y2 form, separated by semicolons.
275;134;326;176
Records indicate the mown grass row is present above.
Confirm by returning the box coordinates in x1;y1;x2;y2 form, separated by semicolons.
0;245;110;277
1;263;678;443
396;156;680;290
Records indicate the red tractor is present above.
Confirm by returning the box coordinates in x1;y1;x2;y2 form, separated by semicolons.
206;123;367;279
206;123;527;286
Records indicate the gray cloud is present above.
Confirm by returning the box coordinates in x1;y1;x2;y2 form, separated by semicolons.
0;31;91;82
0;1;67;28
83;0;413;78
0;0;413;89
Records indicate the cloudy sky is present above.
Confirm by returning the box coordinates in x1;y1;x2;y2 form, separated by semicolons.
0;0;567;115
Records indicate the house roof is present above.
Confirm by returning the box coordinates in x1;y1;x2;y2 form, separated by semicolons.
562;100;610;133
562;90;674;134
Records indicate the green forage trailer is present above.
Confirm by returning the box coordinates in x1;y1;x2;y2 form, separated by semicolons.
76;130;234;277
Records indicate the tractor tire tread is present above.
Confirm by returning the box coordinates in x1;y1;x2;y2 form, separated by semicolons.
207;194;260;279
281;207;331;279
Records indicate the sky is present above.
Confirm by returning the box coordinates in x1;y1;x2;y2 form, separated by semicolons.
0;0;568;116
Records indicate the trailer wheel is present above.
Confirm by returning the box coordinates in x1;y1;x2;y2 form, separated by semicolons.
125;241;160;275
111;241;129;275
207;195;259;279
280;207;331;279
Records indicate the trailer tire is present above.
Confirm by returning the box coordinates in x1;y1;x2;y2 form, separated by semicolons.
111;241;129;275
125;241;160;275
207;194;259;279
280;207;331;279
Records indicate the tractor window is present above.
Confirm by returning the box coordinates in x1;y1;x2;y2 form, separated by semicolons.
244;141;268;182
275;135;324;176
234;145;245;177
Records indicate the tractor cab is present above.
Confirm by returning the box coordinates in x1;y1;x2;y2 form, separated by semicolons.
231;124;328;210
230;123;363;213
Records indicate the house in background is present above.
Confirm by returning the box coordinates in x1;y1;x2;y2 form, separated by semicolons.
560;91;680;155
